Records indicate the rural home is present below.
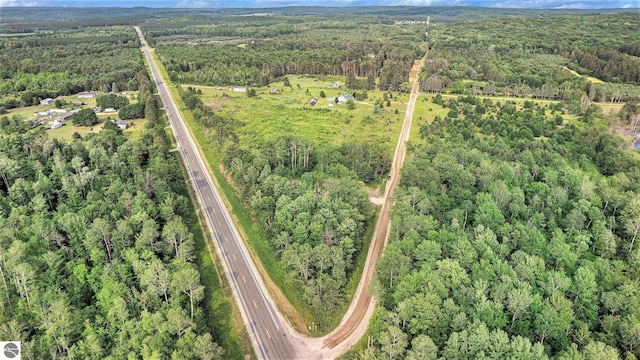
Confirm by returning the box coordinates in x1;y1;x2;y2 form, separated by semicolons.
231;87;246;93
50;119;62;129
116;120;128;130
35;110;50;117
73;101;84;107
78;91;96;99
40;98;54;106
338;93;355;103
50;108;67;114
103;108;117;113
56;111;77;122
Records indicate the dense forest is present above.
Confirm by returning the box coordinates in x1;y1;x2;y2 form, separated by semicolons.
146;16;424;90
0;70;227;359
422;13;640;102
0;26;144;110
359;95;640;359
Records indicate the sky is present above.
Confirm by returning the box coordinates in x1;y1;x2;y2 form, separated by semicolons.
0;0;637;9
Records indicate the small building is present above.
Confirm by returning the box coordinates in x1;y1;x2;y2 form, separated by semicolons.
338;93;355;103
57;111;76;122
35;110;51;117
50;108;67;114
331;82;340;89
50;119;62;129
40;98;54;106
103;108;117;113
73;101;84;107
78;91;96;99
116;120;128;130
270;88;280;94
231;87;246;93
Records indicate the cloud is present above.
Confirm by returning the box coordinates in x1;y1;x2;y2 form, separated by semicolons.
553;2;587;8
0;0;43;6
621;3;634;7
175;0;210;8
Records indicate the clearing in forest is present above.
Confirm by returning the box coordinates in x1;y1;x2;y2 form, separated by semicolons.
186;75;409;154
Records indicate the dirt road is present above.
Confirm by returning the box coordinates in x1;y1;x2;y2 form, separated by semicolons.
314;58;424;357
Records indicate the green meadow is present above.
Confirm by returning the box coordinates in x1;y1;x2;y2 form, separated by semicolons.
188;75;410;154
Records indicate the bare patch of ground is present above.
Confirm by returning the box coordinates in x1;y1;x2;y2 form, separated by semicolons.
207;101;223;110
368;186;384;205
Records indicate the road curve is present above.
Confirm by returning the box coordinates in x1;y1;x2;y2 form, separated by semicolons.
135;25;423;359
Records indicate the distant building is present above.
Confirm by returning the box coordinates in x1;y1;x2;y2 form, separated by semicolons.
40;98;54;106
56;111;77;122
231;87;246;93
50;119;62;129
116;120;128;130
270;88;280;94
50;108;67;114
331;82;340;89
35;111;51;117
338;93;355;103
73;101;84;107
78;91;96;99
103;108;117;113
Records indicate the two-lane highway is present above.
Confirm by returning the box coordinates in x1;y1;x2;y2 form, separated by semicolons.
134;27;298;360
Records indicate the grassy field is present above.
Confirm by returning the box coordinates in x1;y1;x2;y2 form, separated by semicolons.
2;91;148;142
188;75;409;155
45;118;147;142
563;66;604;84
3;91;139;119
409;94;450;144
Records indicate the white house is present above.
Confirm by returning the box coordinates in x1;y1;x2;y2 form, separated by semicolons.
338;93;355;103
231;87;246;93
78;91;96;99
103;108;117;113
50;119;62;129
116;120;128;130
40;98;54;106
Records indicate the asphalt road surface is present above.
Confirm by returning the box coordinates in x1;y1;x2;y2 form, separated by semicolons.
135;27;297;360
135;25;424;360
